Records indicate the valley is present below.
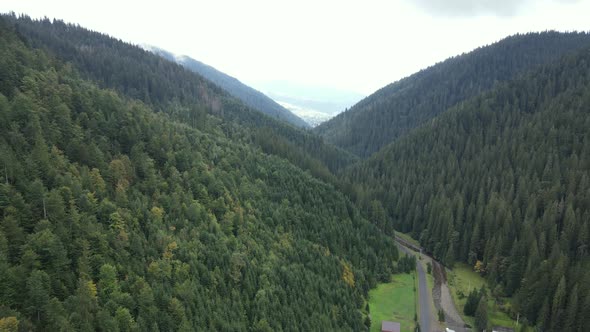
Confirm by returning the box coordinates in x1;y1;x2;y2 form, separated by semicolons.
1;7;589;332
368;273;416;332
252;81;365;127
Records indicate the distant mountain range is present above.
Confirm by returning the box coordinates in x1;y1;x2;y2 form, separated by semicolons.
145;46;310;128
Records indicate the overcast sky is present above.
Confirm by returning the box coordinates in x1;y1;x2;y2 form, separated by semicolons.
2;0;589;95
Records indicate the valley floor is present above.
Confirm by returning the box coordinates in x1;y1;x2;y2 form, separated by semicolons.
397;233;530;332
396;237;439;331
368;273;416;332
447;263;529;331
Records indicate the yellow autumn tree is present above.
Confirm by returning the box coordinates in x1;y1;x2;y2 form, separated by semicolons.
163;241;178;260
0;317;19;332
341;260;355;287
474;260;485;274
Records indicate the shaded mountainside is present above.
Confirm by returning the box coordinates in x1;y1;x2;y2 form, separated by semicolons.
343;45;590;330
0;16;398;331
315;31;590;157
4;14;357;181
150;47;310;128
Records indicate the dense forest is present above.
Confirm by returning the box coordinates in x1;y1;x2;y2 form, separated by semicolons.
315;32;590;157
4;14;357;181
0;15;400;331
150;47;310;128
342;44;590;330
2;11;590;332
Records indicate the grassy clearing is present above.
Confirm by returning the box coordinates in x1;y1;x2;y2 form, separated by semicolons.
396;232;421;247
447;262;528;330
369;273;416;332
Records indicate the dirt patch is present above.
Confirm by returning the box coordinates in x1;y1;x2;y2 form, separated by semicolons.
432;260;443;308
432;261;470;332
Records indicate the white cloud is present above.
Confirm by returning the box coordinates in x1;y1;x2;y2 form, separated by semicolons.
408;0;584;17
1;0;589;95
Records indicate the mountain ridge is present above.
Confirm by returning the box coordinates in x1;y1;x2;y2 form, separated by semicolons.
0;14;396;331
146;46;310;128
315;31;590;157
3;11;590;332
341;43;590;330
5;14;358;180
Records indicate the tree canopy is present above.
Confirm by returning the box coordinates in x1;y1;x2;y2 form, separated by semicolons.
340;43;590;330
2;12;590;331
0;15;398;331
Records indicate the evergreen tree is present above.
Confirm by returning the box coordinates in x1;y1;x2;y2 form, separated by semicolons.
26;270;51;324
464;288;480;316
475;296;488;332
564;284;578;332
550;276;567;331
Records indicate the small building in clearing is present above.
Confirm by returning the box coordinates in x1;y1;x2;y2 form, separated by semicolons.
381;321;401;332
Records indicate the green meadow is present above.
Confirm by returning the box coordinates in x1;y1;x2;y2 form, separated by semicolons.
368;273;417;332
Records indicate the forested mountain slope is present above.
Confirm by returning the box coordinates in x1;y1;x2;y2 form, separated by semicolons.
150;47;310;128
3;14;357;180
315;32;590;157
343;45;590;330
0;16;398;331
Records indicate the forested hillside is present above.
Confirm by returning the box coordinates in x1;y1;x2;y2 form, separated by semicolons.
0;16;399;331
342;45;590;330
150;47;310;128
4;14;357;180
315;32;590;157
3;10;590;332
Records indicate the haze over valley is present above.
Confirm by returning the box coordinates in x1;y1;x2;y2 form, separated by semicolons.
252;81;365;127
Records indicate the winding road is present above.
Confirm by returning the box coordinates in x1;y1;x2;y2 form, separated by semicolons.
396;236;468;332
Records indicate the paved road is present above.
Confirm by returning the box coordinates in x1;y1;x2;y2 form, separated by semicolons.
416;254;432;332
397;243;433;332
